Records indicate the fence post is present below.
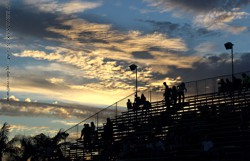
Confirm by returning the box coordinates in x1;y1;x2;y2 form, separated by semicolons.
76;125;78;158
115;102;118;118
196;81;198;96
96;113;99;129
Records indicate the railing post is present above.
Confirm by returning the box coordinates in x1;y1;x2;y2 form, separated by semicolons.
115;102;118;118
149;90;152;102
96;113;99;129
196;81;198;96
76;125;78;158
205;79;207;94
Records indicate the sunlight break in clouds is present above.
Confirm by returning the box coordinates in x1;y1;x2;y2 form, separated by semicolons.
23;0;102;14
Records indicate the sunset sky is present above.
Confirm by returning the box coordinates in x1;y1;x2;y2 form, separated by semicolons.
0;0;250;137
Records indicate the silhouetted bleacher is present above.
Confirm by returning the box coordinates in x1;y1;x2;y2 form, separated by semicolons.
62;77;250;161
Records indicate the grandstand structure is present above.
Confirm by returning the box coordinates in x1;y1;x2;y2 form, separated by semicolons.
61;71;250;161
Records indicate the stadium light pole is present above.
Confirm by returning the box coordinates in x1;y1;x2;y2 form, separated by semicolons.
224;42;234;81
224;42;234;105
129;64;138;97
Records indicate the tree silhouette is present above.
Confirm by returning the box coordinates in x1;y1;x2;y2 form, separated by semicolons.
0;122;17;161
31;129;69;161
0;122;10;161
8;129;69;161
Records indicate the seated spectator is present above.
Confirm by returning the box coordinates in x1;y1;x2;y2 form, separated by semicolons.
127;99;132;110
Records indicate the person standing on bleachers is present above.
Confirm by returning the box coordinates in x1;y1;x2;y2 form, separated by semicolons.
218;78;226;95
225;78;233;95
80;123;91;150
90;122;98;146
104;118;113;144
163;82;171;110
141;94;146;105
177;82;187;103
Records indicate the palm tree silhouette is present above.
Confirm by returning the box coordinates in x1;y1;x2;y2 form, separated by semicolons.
0;122;10;161
8;129;69;161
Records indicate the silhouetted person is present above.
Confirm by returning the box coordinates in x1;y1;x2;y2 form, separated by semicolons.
143;101;151;114
177;82;187;103
80;124;91;150
140;94;146;105
242;73;250;91
104;118;113;144
133;95;141;111
218;78;226;95
91;122;96;132
163;82;171;110
171;86;178;106
90;122;97;145
225;78;233;95
127;99;132;110
232;76;242;93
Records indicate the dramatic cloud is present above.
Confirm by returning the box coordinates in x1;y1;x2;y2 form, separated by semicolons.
144;0;250;13
14;18;200;76
144;0;250;33
11;17;204;104
0;100;105;119
195;10;249;33
141;20;219;39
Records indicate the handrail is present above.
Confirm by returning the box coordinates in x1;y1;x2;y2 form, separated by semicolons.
64;92;136;132
185;70;250;83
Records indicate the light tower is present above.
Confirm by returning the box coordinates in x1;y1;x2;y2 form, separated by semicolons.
129;64;138;96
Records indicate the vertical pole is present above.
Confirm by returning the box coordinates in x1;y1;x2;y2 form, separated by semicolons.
231;47;234;106
136;67;138;97
196;81;198;96
205;80;207;94
96;113;99;129
231;47;234;79
76;125;78;158
150;90;152;102
115;102;118;118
